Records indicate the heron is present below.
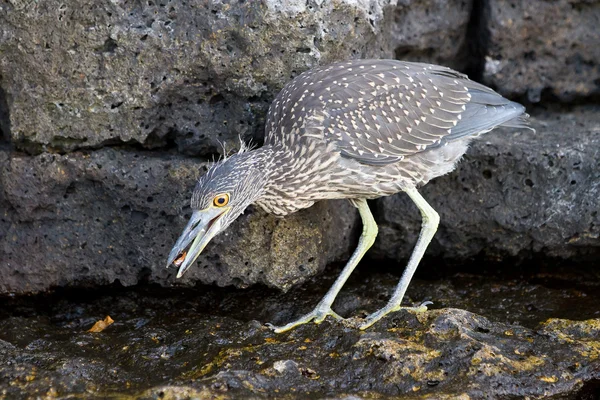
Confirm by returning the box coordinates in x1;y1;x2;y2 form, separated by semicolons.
166;59;531;332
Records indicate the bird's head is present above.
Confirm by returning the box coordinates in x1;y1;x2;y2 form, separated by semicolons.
166;147;272;278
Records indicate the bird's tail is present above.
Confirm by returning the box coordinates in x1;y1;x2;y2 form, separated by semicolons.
501;113;536;133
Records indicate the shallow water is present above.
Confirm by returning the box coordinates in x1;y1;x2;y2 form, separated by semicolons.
1;261;599;398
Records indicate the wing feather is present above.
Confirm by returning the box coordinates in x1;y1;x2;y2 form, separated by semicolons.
265;60;529;166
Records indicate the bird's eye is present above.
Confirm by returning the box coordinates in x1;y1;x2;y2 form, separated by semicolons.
213;193;230;207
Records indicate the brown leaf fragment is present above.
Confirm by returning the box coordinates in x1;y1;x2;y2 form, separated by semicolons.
87;316;114;333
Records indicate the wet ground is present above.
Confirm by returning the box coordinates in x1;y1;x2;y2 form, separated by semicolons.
1;260;600;399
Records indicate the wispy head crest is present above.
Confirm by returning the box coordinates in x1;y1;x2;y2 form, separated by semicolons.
213;139;230;162
238;136;258;154
206;137;258;168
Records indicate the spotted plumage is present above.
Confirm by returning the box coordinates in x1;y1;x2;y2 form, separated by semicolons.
257;59;528;215
168;59;531;332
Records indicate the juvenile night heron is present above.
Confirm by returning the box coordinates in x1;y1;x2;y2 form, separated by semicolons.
167;59;530;332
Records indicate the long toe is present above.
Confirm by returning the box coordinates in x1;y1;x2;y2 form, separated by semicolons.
266;307;343;333
359;301;432;331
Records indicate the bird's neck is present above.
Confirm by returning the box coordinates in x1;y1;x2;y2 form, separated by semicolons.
236;145;280;195
253;143;329;216
246;144;289;191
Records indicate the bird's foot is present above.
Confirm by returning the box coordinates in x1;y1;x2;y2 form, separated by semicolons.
358;301;433;330
266;304;343;333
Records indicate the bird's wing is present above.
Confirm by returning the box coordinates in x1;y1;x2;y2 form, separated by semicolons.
264;59;526;166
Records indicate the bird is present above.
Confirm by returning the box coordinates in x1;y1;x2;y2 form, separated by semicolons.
166;59;531;333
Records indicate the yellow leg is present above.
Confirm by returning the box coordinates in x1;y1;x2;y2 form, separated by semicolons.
359;187;438;330
267;198;377;333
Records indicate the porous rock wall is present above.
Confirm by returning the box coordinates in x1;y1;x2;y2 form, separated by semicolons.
0;0;598;294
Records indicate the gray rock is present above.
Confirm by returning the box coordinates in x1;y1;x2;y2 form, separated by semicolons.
392;0;474;70
0;0;395;154
0;0;598;296
373;105;600;262
0;148;357;294
1;106;598;295
483;0;600;102
0;1;598;397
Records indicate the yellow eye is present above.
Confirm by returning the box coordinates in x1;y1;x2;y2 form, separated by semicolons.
213;193;230;207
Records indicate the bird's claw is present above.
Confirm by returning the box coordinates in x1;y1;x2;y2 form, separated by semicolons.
267;306;343;333
359;301;433;330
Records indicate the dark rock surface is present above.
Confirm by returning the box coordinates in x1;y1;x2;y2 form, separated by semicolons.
483;0;600;103
373;105;600;262
0;148;356;294
1;0;599;399
0;0;395;154
1;266;599;399
1;0;599;295
1;106;597;294
392;0;474;71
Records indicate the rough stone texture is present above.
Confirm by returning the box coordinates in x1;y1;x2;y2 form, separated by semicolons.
372;105;600;263
0;0;597;298
483;0;600;102
0;148;357;294
0;0;395;154
1;106;599;294
0;1;599;398
1;268;599;398
0;84;9;143
392;0;473;70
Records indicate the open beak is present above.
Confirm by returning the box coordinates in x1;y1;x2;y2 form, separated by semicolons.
166;207;230;278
